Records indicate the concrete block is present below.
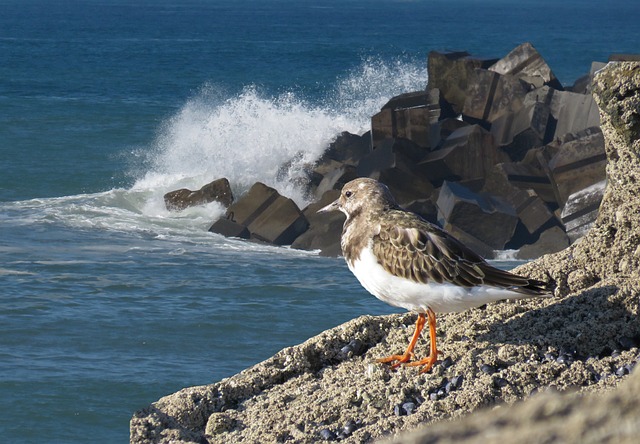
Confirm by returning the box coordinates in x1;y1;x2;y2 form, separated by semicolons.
463;69;531;124
372;90;440;149
516;226;570;260
208;218;250;239
489;42;563;89
418;125;508;185
491;101;556;160
524;86;601;139
427;50;498;116
217;182;309;246
357;138;433;205
545;127;606;207
561;180;606;243
436;181;518;250
292;190;344;257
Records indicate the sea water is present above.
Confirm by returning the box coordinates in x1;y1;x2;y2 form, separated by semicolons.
1;0;639;442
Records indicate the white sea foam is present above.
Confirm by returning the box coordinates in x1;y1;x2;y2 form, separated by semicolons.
134;57;428;207
5;58;428;245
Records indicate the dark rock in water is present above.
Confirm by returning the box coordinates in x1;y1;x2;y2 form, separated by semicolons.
490;101;556;161
489;42;563;90
560;180;606;243
208;217;250;240
210;182;308;246
517;226;570;260
427;50;498;116
320;131;371;167
357;138;434;205
371;90;441;149
418;125;508;186
463;68;530;124
437;181;518;252
291;190;344;257
164;177;234;211
544;127;606;207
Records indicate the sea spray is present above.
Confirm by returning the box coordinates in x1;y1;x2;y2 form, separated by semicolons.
135;57;428;208
6;58;428;242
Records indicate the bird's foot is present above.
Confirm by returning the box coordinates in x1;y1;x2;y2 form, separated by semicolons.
404;353;438;373
376;352;414;369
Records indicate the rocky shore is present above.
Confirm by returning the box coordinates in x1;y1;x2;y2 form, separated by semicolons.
131;59;640;443
168;43;609;260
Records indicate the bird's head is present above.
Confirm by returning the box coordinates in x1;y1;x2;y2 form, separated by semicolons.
317;178;397;219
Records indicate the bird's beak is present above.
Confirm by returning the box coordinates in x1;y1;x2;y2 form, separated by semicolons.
317;199;340;213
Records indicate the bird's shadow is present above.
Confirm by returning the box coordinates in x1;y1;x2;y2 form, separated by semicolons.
475;285;639;358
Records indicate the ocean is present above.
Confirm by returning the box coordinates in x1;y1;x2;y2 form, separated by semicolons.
1;0;638;442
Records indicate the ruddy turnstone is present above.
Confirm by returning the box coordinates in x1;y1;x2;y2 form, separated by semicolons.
319;178;552;373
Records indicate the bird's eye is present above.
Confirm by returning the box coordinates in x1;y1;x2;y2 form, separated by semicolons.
345;191;353;198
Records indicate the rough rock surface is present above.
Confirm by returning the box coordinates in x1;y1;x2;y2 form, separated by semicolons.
131;62;640;444
164;178;234;211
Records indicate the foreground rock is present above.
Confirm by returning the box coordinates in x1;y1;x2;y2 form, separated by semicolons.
131;62;640;444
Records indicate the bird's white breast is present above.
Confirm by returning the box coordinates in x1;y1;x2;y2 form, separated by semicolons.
348;244;527;313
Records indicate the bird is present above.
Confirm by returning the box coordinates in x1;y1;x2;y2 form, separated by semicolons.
318;177;553;373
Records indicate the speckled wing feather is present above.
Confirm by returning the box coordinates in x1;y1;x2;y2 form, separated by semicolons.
371;210;550;295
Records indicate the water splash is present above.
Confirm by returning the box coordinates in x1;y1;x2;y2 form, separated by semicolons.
134;57;428;207
4;58;428;242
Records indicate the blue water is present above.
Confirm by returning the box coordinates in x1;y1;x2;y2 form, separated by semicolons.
2;0;639;442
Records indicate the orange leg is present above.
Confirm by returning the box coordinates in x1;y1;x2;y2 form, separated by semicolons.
377;312;427;369
405;308;439;373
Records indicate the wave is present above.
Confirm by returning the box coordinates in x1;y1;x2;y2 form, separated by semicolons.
4;58;428;243
134;56;428;206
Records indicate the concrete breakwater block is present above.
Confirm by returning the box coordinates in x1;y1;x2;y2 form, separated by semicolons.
516;225;570;259
291;190;344;257
490;101;556;161
204;43;608;256
164;177;234;211
495;156;557;206
427;50;498;116
483;167;556;236
418;124;507;185
371;90;441;150
436;181;518;252
463;68;531;124
544;127;606;207
525;86;601;139
209;182;309;245
561;180;606;243
489;42;563;90
357;138;434;205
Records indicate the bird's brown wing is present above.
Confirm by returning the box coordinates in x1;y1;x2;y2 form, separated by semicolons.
371;211;551;295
